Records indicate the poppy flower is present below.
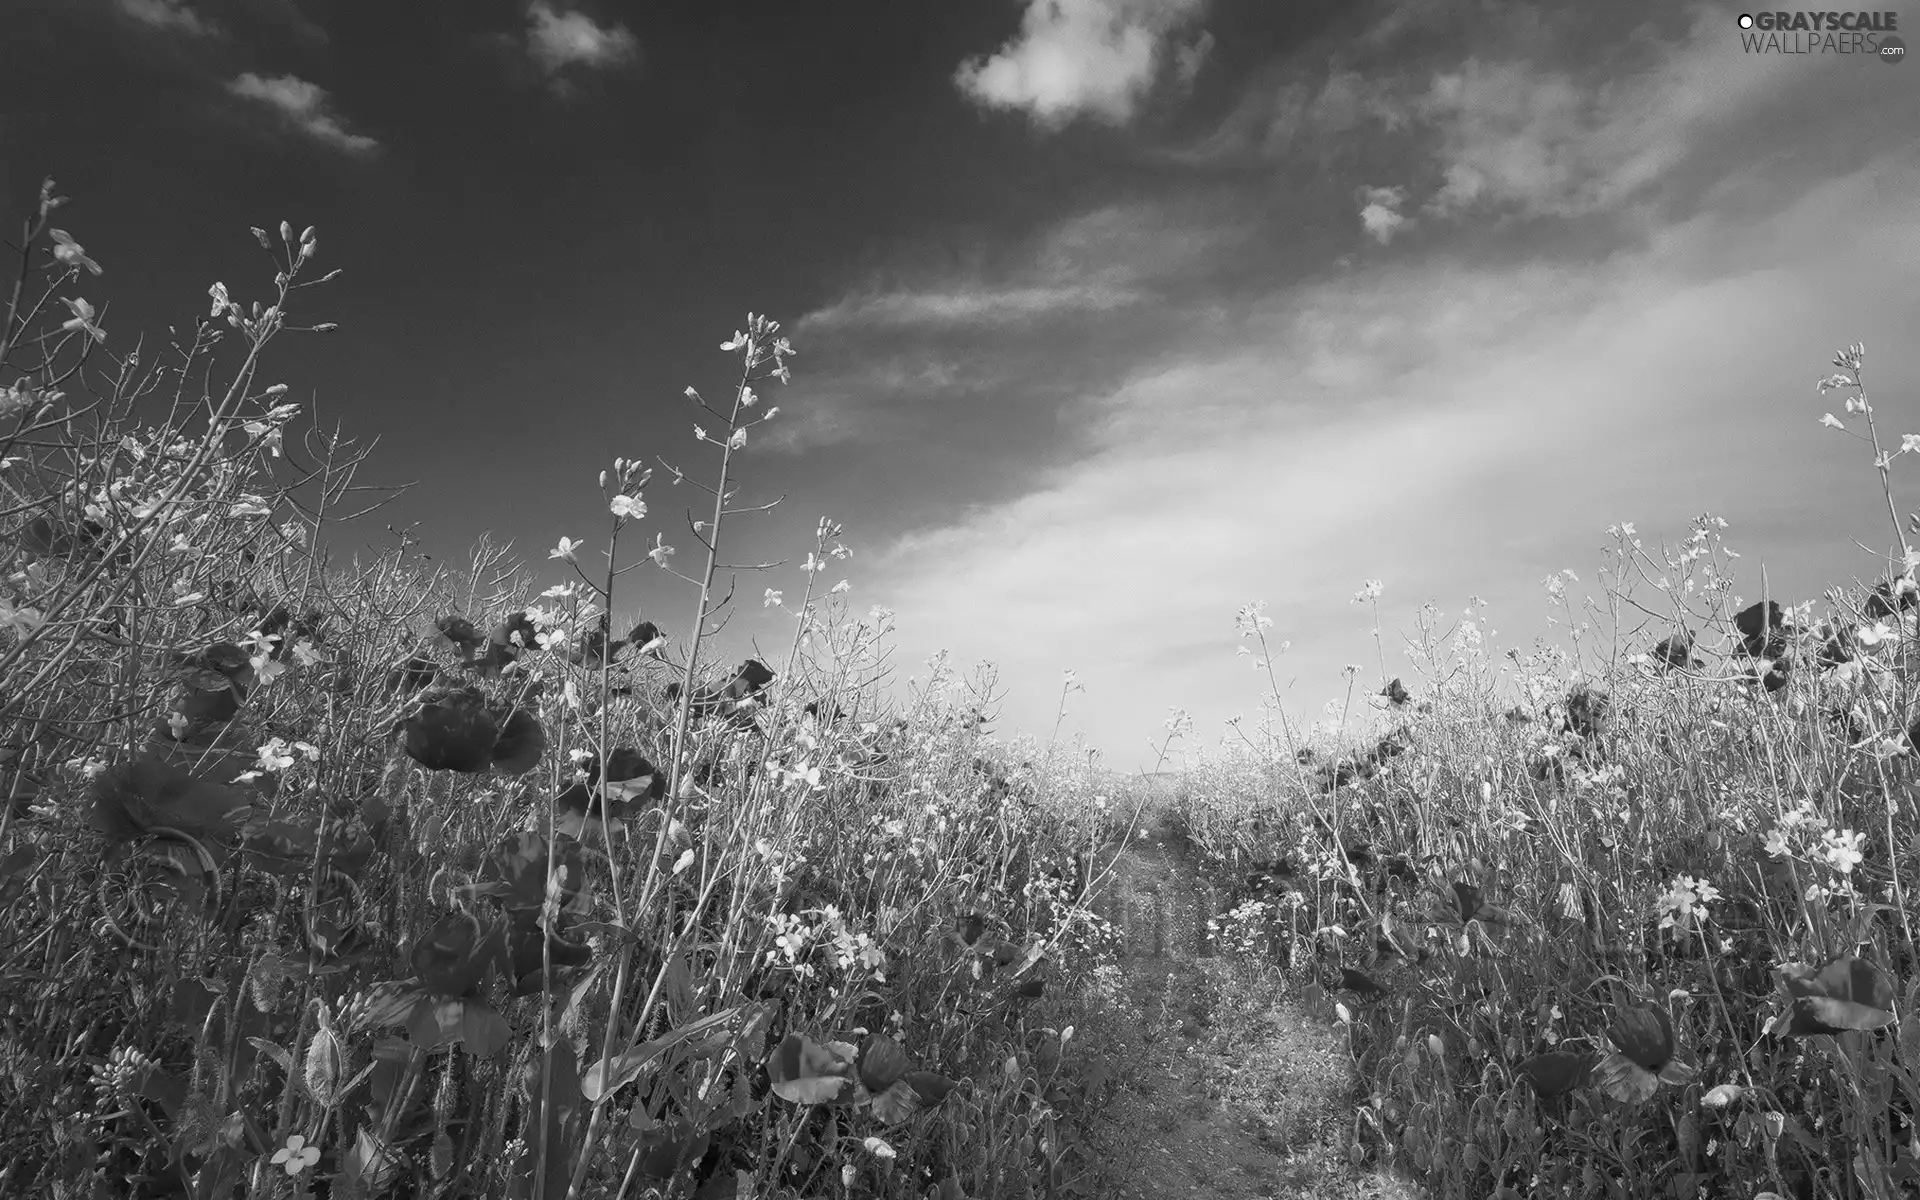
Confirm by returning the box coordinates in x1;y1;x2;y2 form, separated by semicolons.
1733;600;1791;659
470;830;585;914
434;615;485;656
1816;630;1855;668
385;653;436;695
88;756;253;849
490;708;547;775
19;513;109;560
1651;634;1701;671
1518;1051;1589;1098
505;914;593;994
403;686;498;773
1339;967;1386;998
473;611;537;674
1368;734;1407;764
625;620;665;654
1864;578;1916;619
409;908;504;999
1381;678;1411;706
1563;686;1609;739
1451;882;1510;926
1593;1004;1696;1102
1776;955;1895;1037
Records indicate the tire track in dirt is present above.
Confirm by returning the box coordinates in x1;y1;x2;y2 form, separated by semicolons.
1075;819;1422;1200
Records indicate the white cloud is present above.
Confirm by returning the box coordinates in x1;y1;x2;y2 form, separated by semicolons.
526;1;639;75
1357;185;1410;244
859;153;1920;768
226;74;377;154
800;282;1141;332
955;0;1209;128
1413;11;1791;220
117;0;215;36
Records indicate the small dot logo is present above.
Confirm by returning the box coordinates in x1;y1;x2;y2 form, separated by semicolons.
1738;13;1754;28
1882;35;1907;63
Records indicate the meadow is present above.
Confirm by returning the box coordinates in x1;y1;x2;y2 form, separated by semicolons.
5;181;1920;1200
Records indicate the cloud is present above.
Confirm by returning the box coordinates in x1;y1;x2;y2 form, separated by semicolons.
955;0;1210;128
525;1;639;76
855;143;1920;767
1409;10;1790;220
800;282;1141;332
226;73;377;154
1357;185;1410;244
116;0;216;36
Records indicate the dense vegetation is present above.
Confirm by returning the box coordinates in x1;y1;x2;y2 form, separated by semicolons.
6;179;1919;1200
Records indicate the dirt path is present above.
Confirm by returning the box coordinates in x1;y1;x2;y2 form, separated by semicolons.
1075;819;1421;1200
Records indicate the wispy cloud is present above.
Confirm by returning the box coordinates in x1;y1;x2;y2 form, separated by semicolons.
226;73;377;155
863;154;1920;763
116;0;216;37
525;1;639;79
800;282;1141;332
1357;185;1410;244
955;0;1211;128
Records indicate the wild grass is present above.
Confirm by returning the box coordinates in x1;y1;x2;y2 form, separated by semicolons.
1165;344;1920;1200
10;177;1920;1200
0;184;1117;1200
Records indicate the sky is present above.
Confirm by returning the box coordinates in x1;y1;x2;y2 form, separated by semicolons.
5;0;1919;770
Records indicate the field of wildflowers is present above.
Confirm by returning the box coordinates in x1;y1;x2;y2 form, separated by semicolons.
9;178;1920;1200
0;184;1124;1200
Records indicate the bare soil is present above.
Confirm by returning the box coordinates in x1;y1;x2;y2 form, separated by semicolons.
1073;818;1425;1200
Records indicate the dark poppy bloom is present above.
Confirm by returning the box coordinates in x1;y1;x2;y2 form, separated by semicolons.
582;748;662;799
1734;600;1791;659
434;615;485;656
1381;678;1411;706
1864;578;1917;619
1563;686;1608;739
1368;734;1407;764
385;653;436;695
1777;956;1895;1037
403;686;498;773
20;513;115;562
803;701;848;724
1451;882;1509;926
1651;634;1702;671
409;909;504;999
88;756;253;848
1503;706;1533;726
626;621;665;653
1295;747;1316;764
1594;1004;1695;1102
1816;629;1855;668
505;915;593;994
1518;1051;1589;1098
1339;967;1385;998
567;619;620;667
489;708;546;775
473;830;586;913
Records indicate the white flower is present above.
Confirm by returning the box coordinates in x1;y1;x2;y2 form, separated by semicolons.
1820;828;1866;874
1656;875;1721;931
764;589;783;608
550;536;582;562
609;495;646;519
271;1134;320;1176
